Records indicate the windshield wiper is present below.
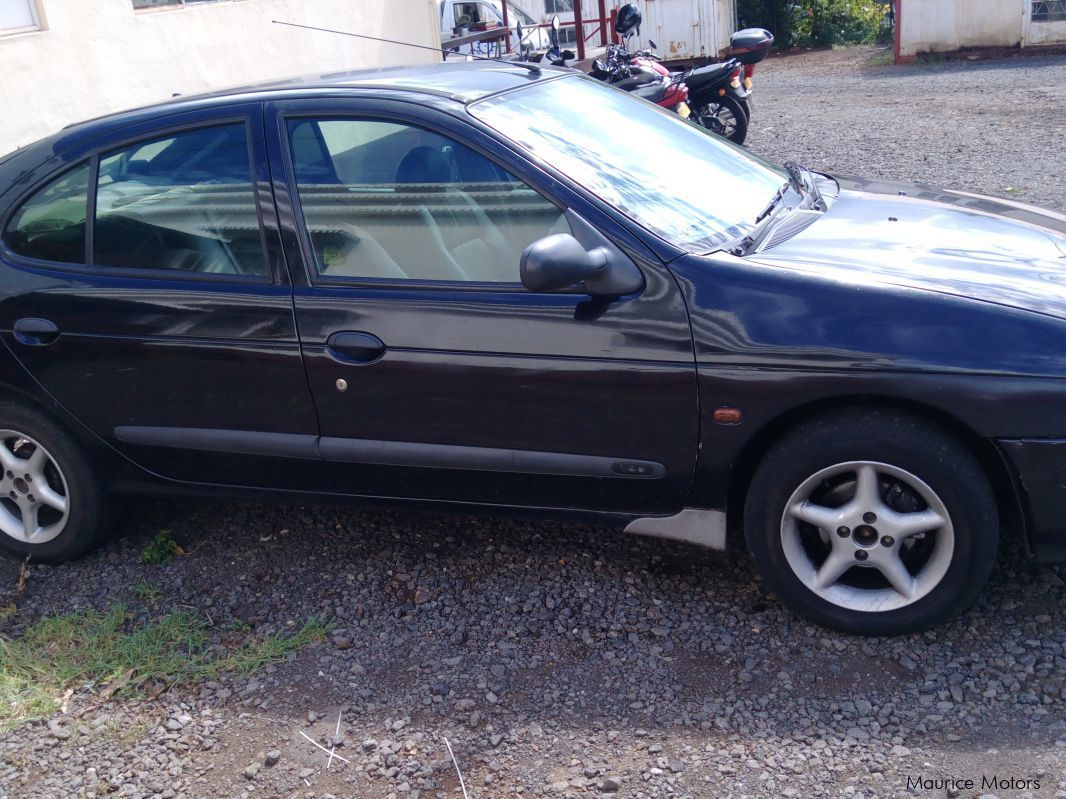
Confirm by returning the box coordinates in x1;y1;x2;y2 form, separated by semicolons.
755;180;790;224
784;161;826;211
732;164;828;257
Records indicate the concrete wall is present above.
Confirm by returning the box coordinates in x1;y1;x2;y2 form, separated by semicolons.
898;0;1066;58
899;0;1024;56
0;0;441;154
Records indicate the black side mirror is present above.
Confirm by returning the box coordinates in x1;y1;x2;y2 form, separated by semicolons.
649;38;658;50
549;14;560;48
520;210;644;296
522;235;602;292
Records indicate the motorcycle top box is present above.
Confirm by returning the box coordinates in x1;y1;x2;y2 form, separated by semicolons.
729;28;774;65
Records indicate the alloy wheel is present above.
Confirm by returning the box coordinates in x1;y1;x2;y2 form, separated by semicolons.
780;460;954;613
696;103;739;138
0;429;70;544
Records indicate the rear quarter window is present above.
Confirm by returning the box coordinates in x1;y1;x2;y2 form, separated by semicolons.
2;163;90;265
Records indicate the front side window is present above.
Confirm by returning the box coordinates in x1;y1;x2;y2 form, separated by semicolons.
471;75;786;253
288;118;568;283
3;163;90;265
94;124;267;276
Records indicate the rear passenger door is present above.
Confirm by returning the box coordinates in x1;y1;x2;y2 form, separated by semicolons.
0;104;322;489
267;99;698;514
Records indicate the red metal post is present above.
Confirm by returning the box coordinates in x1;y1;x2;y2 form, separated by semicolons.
574;0;585;61
598;0;607;45
501;0;511;53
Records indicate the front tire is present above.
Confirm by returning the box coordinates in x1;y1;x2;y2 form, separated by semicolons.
0;400;112;564
744;409;998;635
691;94;749;144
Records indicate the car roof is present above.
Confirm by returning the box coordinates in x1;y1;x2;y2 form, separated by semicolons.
45;61;564;155
0;61;570;209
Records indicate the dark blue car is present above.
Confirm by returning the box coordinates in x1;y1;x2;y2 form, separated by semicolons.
1;62;1065;634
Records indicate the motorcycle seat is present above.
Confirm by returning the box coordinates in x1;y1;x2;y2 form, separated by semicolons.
685;62;736;92
630;81;668;104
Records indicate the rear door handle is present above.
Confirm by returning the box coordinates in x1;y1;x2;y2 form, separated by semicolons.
13;318;60;346
326;331;386;364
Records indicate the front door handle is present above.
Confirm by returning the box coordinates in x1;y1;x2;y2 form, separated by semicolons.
13;318;60;346
326;331;386;364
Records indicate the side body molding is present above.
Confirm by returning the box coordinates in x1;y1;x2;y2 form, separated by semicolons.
113;426;666;480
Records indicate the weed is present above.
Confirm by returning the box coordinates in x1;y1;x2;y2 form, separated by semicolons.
130;581;161;604
139;530;180;565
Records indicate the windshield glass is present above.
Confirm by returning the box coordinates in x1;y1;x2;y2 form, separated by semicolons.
470;75;785;252
513;6;535;24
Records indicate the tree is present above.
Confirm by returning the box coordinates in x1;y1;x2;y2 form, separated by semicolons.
737;0;889;49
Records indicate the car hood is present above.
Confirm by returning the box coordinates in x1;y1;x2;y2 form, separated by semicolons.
751;176;1066;320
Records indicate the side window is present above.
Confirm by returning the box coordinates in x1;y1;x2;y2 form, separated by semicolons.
454;2;479;25
93;124;267;277
3;162;90;265
288;118;569;283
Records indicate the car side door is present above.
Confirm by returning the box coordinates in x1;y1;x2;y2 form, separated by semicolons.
267;98;698;514
0;104;322;489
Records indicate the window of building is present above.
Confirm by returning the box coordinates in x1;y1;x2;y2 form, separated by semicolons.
3;163;90;265
132;0;243;10
1033;0;1066;22
287;118;569;284
0;0;40;34
93;124;267;277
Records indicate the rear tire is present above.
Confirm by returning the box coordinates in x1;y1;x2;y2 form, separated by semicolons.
744;409;998;635
692;94;749;144
0;400;112;564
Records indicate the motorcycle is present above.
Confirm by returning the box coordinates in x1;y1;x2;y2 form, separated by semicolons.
589;41;692;117
594;4;773;145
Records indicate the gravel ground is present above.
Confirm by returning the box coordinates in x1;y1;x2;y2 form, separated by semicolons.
3;46;1066;799
747;45;1066;212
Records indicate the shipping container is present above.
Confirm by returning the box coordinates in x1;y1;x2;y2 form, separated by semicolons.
630;0;736;62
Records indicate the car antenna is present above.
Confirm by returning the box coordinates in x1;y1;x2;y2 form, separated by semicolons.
271;20;541;75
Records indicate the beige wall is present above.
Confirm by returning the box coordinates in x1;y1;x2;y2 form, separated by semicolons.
899;0;1066;57
0;0;441;154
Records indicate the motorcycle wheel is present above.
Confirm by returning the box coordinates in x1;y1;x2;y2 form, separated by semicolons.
692;95;749;145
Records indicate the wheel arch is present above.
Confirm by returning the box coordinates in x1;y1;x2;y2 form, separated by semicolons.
726;395;1027;551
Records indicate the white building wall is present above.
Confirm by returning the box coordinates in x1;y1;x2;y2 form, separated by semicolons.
1028;18;1066;45
899;0;1066;57
0;0;440;154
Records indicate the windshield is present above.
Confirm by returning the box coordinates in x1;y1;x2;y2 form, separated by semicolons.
470;75;785;252
513;6;535;24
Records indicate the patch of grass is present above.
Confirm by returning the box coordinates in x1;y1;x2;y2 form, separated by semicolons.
219;620;329;677
865;47;894;68
0;605;325;730
130;581;161;604
139;530;180;565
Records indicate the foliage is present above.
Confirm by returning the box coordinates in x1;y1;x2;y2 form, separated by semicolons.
139;530;179;565
737;0;891;49
0;604;326;729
